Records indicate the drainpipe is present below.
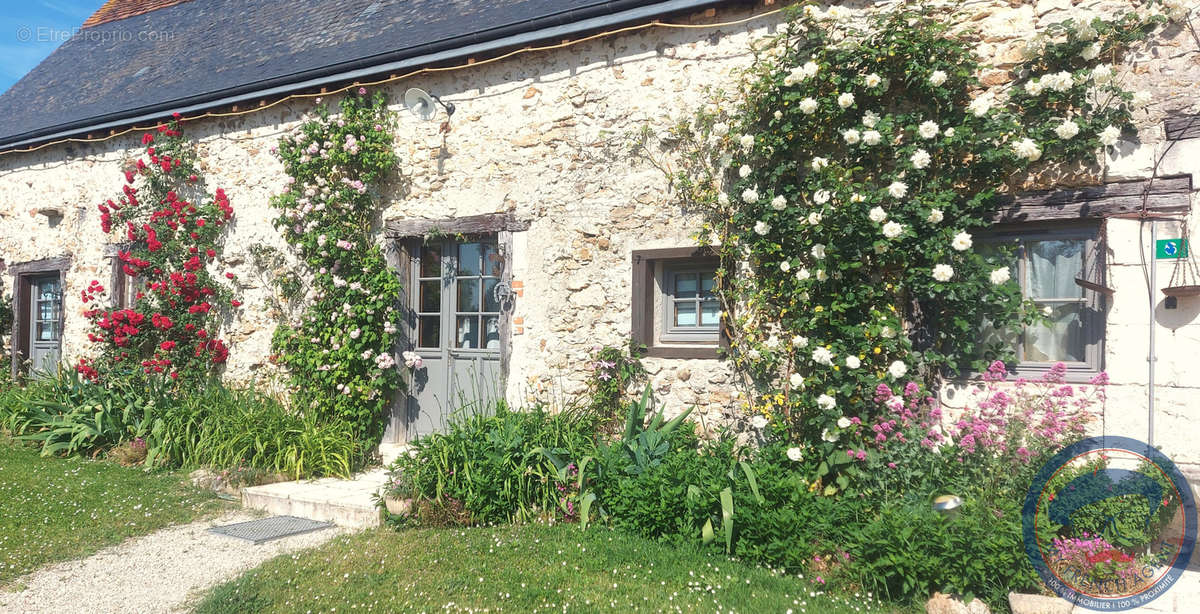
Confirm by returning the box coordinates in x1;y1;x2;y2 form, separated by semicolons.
1148;222;1156;447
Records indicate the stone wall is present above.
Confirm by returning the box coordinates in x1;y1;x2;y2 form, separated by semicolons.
0;1;1198;466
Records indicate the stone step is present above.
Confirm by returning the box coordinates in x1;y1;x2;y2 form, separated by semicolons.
377;442;410;467
241;469;388;529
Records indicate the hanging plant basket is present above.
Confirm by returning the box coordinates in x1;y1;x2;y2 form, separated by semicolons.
1162;285;1200;298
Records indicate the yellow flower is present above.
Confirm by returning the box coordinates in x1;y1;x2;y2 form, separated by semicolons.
814;306;824;312
874;347;882;354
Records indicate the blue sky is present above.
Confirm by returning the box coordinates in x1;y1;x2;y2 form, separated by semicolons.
0;0;106;94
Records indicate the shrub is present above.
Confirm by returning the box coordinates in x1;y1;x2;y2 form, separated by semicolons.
386;402;599;525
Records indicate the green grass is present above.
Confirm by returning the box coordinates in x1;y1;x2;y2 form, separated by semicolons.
195;523;899;613
0;439;228;586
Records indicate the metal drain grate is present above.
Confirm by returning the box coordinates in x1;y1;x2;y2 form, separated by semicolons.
208;516;333;545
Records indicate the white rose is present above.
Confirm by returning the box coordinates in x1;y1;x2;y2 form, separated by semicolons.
811;244;826;259
837;92;855;109
808;212;823;225
1099;125;1121;146
918;120;940;139
765;335;780;349
845;356;861;369
850;193;865;203
791;334;809;348
795;268;811;281
1055;120;1080;140
888;181;908;199
843;129;862;145
822;428;839;443
869;206;888;223
788;373;805;390
780;260;791;272
1131;91;1152;108
740;134;755;149
1091;64;1113;84
815;269;827;281
754;220;771;235
932;263;954;282
951;231;973;251
990;267;1011;285
742;187;760;203
1025;79;1044;96
865;73;882;87
863;111;880;128
771;195;788;210
812;346;834;365
712;122;729;136
739;164;752;178
880;325;895;339
929;70;947;86
944;127;955;138
862;130;882;146
813;189;831;204
802;61;820;78
1012;138;1042;161
751;414;769;429
717;192;730;206
836;416;852;429
799;97;819;114
910;149;932;169
774;110;783;120
968;95;992;118
817;394;837;410
786;446;804;461
888;360;907;379
882;221;904;239
1045;71;1074;93
927;209;944;224
1080;42;1101;61
811;157;829;171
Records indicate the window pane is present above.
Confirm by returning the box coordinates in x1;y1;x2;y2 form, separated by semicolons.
457;278;480;313
39;300;60;321
418;316;440;348
38;278;61;301
481;243;503;277
1028;240;1084;299
674;273;698;299
456;316;479;349
38;321;60;341
674;301;698;327
1025;302;1085;362
482;316;500;349
483;278;499;313
700;272;716;298
419;280;440;313
700;300;720;327
420;246;442;278
457;243;481;276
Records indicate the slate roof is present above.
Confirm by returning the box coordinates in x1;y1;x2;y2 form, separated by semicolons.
0;0;721;149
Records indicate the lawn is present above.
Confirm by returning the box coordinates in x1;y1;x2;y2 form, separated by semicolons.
0;439;228;586
195;523;898;613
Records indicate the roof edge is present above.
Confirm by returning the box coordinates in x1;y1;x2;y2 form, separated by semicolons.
0;0;731;152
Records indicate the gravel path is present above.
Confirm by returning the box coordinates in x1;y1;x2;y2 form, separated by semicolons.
0;511;346;613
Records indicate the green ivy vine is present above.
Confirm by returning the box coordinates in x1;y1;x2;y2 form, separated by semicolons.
270;89;403;442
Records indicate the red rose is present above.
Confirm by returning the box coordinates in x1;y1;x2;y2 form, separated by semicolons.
160;341;176;351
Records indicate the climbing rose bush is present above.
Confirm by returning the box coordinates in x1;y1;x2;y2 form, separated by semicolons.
79;118;235;382
634;2;1164;475
270;89;403;441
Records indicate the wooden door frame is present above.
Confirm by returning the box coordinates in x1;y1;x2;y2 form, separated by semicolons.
7;256;71;381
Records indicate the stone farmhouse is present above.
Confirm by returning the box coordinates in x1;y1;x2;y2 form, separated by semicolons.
0;0;1197;475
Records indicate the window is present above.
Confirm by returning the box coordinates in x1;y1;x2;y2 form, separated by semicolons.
980;222;1106;378
632;247;723;358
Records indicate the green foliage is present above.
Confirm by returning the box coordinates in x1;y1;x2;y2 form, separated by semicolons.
600;384;694;477
633;2;1163;442
385;402;599;525
0;439;225;585
585;340;646;424
844;497;1038;607
269;88;404;443
0;370;362;478
194;524;889;614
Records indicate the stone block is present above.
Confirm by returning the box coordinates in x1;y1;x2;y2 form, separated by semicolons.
1006;592;1072;614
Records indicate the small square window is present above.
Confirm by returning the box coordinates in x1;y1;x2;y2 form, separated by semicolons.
632;247;724;359
977;222;1106;379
